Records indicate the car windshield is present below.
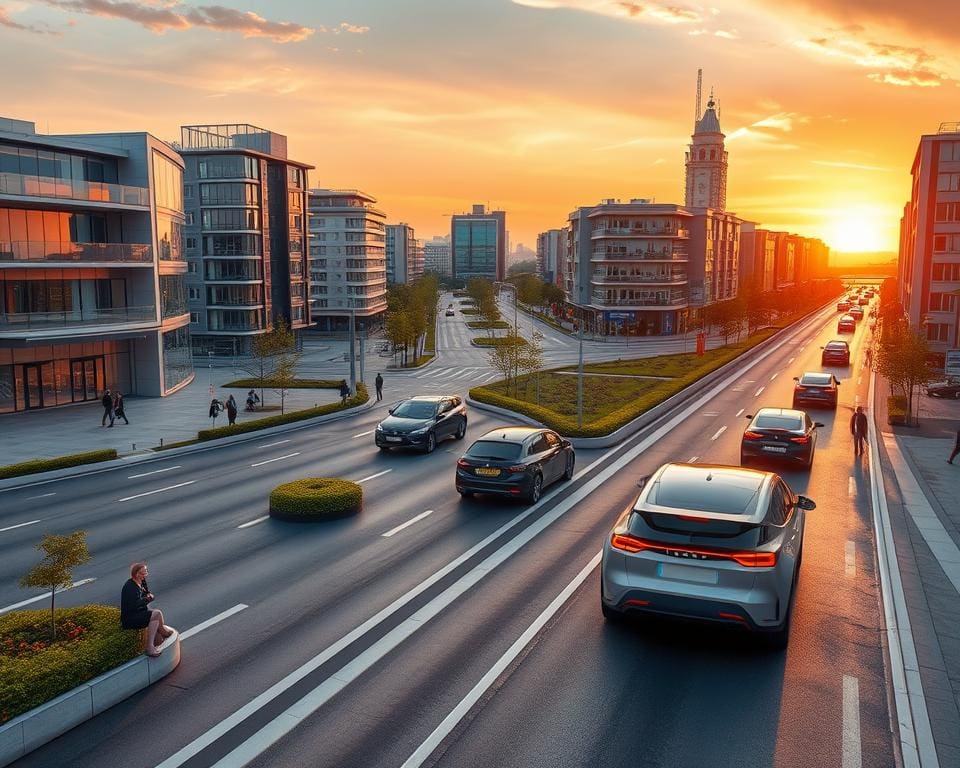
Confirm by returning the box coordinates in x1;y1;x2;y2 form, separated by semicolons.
466;440;523;461
755;414;803;430
392;401;437;419
799;373;832;386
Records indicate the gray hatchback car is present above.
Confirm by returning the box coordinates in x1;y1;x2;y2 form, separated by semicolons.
600;463;815;647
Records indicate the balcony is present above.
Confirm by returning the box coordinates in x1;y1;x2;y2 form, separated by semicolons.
591;227;689;238
0;240;153;264
0;172;150;207
0;305;156;331
591;296;688;308
591;250;688;262
592;274;687;284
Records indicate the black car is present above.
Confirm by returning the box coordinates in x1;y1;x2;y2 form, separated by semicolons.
821;340;850;366
926;380;960;399
375;395;467;453
793;371;839;409
456;427;575;503
740;408;824;469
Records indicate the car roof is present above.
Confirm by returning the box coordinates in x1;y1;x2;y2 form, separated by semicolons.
636;463;774;523
409;395;449;403
799;372;833;384
839;314;855;321
476;427;543;443
825;340;848;348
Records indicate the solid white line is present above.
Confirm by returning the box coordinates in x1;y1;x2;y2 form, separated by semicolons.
800;345;807;351
352;430;374;438
754;386;765;397
0;519;41;533
788;357;795;364
735;408;745;418
845;540;857;577
118;481;195;502
382;510;434;538
711;426;727;441
771;373;778;381
24;492;56;500
250;452;300;468
400;552;602;768
858;376;862;386
357;469;392;483
842;675;862;768
128;465;181;479
848;476;856;498
0;578;96;615
238;516;270;529
259;440;290;449
179;604;249;641
688;456;699;463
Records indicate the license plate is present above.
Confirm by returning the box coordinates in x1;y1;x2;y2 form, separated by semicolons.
763;445;787;453
385;436;402;443
658;562;719;584
475;467;501;476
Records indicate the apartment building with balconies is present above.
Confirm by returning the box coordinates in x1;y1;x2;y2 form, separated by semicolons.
307;189;388;332
536;229;565;286
385;223;424;284
740;223;830;291
423;235;451;277
178;124;312;355
0;116;192;414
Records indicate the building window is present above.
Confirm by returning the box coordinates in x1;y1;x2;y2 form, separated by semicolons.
162;326;193;390
938;142;960;162
188;261;198;273
159;274;188;318
935;202;960;222
152;152;183;213
188;287;201;300
185;212;194;226
184;185;193;199
936;173;960;192
931;262;960;281
186;236;197;250
190;312;199;323
927;323;950;342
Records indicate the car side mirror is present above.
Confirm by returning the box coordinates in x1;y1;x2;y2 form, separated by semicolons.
745;414;753;420
814;422;825;428
796;495;816;511
793;376;799;382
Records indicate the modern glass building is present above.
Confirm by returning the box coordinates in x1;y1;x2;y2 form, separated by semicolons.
451;204;506;281
0;116;193;414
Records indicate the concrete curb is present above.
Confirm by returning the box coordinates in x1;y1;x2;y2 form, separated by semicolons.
0;630;181;767
387;354;438;371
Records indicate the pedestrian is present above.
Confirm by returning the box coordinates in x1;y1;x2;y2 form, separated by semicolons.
113;391;129;425
375;372;384;402
120;562;173;657
851;405;868;457
225;394;238;425
209;397;223;420
339;380;350;404
245;389;260;411
948;429;960;465
101;389;114;427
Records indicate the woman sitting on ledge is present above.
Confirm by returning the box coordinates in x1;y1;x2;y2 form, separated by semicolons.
121;562;172;657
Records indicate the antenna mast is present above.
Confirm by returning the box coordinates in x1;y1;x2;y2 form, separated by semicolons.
695;68;702;129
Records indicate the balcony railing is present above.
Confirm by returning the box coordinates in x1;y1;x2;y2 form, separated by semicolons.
591;296;688;308
592;274;687;284
591;227;689;238
592;251;687;262
0;241;153;264
0;305;156;330
0;172;150;206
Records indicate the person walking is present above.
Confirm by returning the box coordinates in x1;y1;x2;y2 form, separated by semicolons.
851;405;868;457
101;389;114;427
209;397;223;422
339;380;350;404
225;394;238;425
113;391;129;425
121;562;173;657
948;428;960;465
375;372;384;402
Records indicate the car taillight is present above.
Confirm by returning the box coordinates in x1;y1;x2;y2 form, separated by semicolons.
743;431;764;440
730;551;777;567
610;533;777;567
456;459;471;468
789;435;810;444
610;533;647;553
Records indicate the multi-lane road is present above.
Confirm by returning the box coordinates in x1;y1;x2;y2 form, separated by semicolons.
1;301;896;767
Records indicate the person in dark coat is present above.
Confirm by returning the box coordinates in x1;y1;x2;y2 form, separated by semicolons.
120;562;171;656
113;391;129;425
225;394;238;425
850;406;868;457
101;389;114;427
375;372;384;402
948;429;960;465
339;380;350;404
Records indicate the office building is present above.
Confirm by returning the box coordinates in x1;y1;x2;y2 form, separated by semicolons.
537;229;565;285
307;189;387;332
385;223;424;284
451;204;506;282
0;116;192;414
898;122;960;365
178;124;312;355
740;224;830;291
423;235;451;277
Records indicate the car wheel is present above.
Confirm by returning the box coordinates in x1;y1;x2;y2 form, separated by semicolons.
805;449;814;469
601;601;625;623
455;418;467;439
563;452;575;480
529;473;543;504
424;432;436;454
458;489;474;497
378;445;390;452
955;391;960;400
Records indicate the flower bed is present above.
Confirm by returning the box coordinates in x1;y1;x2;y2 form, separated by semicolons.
269;478;363;521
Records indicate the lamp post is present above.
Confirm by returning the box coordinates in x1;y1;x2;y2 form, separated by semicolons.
348;308;357;396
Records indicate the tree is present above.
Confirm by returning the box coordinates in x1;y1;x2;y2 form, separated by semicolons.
521;330;545;403
20;531;91;642
239;316;298;405
875;321;937;424
508;259;538;276
486;333;518;391
385;309;411;366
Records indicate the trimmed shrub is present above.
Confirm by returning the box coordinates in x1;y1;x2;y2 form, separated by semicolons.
460;308;480;315
222;378;343;389
466;321;511;330
0;449;118;480
888;395;908;424
0;606;143;724
269;478;362;521
472;336;525;347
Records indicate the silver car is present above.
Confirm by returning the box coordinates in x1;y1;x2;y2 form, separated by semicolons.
600;463;815;647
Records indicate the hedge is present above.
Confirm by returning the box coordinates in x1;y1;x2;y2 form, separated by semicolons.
269;478;363;521
466;321;511;330
460;308;480;315
0;606;143;724
0;449;118;480
472;336;525;347
197;383;368;441
222;378;344;389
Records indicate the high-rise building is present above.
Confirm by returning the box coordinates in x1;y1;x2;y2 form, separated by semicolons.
451;204;506;281
898;122;960;365
0;116;193;414
685;92;728;211
178;124;312;355
423;235;451;277
385;223;424;284
537;229;565;285
307;189;387;332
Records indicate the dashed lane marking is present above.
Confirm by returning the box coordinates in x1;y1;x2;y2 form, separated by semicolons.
711;426;727;441
250;453;301;468
0;519;41;533
688;456;699;463
259;440;290;449
754;386;765;397
771;373;778;381
352;431;374;438
842;675;862;768
118;481;196;502
238;516;270;529
735;408;745;418
128;466;181;479
845;541;857;577
180;604;249;641
382;510;434;538
24;492;56;500
358;469;393;483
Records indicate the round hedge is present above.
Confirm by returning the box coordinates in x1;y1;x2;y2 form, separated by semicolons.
269;478;362;521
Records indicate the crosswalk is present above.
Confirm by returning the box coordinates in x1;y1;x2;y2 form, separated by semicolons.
399;365;501;386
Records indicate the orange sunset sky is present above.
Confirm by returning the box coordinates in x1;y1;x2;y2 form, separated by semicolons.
1;0;958;256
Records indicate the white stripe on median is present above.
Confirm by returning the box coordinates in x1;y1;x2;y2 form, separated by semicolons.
382;510;433;538
258;440;289;449
357;469;392;484
0;578;96;615
118;481;195;502
352;430;374;438
250;453;300;468
180;604;248;641
0;519;41;533
238;516;270;529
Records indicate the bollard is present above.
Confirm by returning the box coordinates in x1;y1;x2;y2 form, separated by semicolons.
132;443;136;451
160;437;164;448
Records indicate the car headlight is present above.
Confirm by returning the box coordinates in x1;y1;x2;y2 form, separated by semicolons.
375;423;383;432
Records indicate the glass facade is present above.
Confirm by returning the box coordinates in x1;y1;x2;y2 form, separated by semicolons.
201;209;260;231
200;182;260;205
161;326;192;391
197;155;259;180
159;274;188;318
0;143;118;183
453;219;497;278
152;151;183;213
157;213;183;261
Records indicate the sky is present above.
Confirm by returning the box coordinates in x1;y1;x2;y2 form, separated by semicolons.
1;0;958;257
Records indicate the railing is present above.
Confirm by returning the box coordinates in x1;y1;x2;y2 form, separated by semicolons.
0;241;153;263
0;172;150;206
0;305;156;330
592;251;688;261
591;227;689;238
592;274;687;283
592;297;688;307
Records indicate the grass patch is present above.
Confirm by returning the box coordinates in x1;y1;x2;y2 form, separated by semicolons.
0;449;118;480
466;320;511;330
460;308;480;316
222;378;343;389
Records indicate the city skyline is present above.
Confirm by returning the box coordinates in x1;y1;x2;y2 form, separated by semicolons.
1;0;957;258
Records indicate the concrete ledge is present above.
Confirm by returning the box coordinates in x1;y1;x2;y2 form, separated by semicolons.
0;630;180;768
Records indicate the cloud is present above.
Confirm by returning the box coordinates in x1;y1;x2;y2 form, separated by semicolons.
0;5;59;33
334;22;368;34
38;0;317;43
511;0;702;25
797;34;950;87
811;160;890;172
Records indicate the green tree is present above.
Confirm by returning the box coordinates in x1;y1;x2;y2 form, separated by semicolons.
20;531;91;642
876;321;937;424
507;259;538;276
521;330;545;403
241;316;298;405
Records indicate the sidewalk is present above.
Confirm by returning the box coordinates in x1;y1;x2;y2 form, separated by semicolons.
873;375;960;766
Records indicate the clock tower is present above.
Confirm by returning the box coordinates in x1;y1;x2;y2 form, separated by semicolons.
684;91;727;210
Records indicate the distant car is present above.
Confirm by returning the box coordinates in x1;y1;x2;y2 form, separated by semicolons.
375;395;467;453
857;296;869;306
792;371;839;409
837;301;851;312
848;306;864;321
600;462;815;647
821;340;850;366
838;314;856;333
741;407;824;468
455;426;575;503
925;380;960;399
863;290;875;299
445;308;456;317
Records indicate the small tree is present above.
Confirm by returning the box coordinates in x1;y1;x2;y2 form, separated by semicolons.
272;351;301;415
876;321;937;424
20;531;90;642
240;317;297;405
522;330;545;403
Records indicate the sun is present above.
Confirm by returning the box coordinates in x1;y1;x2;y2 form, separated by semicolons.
826;211;890;253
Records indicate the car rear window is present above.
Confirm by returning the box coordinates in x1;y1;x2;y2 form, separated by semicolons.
825;342;847;350
647;473;762;515
754;414;803;430
466;440;523;461
799;373;832;386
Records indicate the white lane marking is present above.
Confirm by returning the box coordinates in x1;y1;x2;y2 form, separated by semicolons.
179;604;249;641
688;456;699;463
788;357;795;364
702;411;720;417
400;552;602;768
250;452;300;468
118;481;195;502
858;376;862;386
0;519;41;533
711;426;727;441
352;430;374;438
754;386;765;397
845;541;857;577
799;345;807;351
842;675;862;768
358;469;392;484
382;510;434;538
0;578;96;615
848;476;856;498
735;408;745;418
259;440;290;449
238;516;270;529
771;373;778;381
24;492;56;500
128;465;181;479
